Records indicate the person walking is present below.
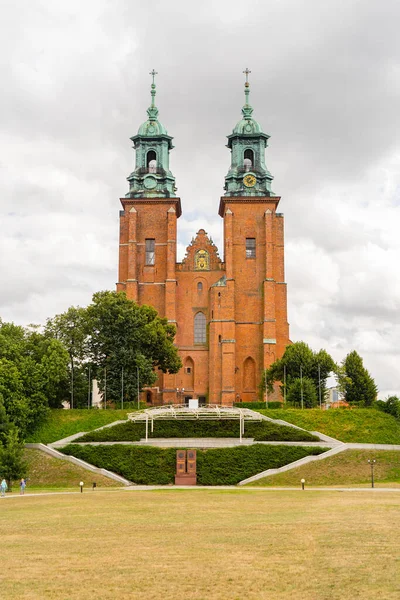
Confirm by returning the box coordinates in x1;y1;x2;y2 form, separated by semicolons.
20;478;26;495
0;479;7;497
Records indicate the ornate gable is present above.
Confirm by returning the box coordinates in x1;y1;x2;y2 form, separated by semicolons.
178;229;223;272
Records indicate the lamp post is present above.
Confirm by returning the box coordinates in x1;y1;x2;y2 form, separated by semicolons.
104;366;107;409
283;364;286;404
87;364;91;409
318;363;322;409
137;365;140;409
300;365;304;410
368;459;376;488
176;387;185;404
121;366;124;410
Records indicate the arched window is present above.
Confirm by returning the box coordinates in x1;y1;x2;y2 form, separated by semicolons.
183;357;194;390
197;281;203;293
244;149;254;171
147;150;157;173
194;312;206;344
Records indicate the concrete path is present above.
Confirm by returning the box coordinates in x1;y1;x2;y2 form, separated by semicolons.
68;438;335;449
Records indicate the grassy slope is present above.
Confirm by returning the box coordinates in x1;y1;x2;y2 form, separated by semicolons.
25;409;130;444
249;449;400;487
259;408;400;443
22;449;121;489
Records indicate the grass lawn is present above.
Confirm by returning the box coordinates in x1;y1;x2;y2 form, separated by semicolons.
25;409;130;444
260;407;400;444
249;449;400;487
1;489;400;599
22;449;120;491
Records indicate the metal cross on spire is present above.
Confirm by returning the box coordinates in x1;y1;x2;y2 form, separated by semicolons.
149;69;158;85
149;69;158;110
243;68;251;86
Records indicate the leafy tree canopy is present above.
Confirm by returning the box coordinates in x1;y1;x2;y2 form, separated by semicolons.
0;426;27;488
264;341;336;404
47;291;182;406
286;376;318;408
0;320;69;436
342;351;377;406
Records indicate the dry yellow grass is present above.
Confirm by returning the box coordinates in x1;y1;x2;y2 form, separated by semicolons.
1;489;400;599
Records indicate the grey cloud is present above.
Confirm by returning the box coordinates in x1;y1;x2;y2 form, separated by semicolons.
1;0;400;396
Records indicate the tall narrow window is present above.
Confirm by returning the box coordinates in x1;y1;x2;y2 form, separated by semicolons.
197;282;203;293
246;238;256;258
194;312;206;344
147;150;157;172
145;239;155;265
244;149;254;171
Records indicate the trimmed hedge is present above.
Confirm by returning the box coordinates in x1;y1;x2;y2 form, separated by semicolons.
60;444;327;486
78;418;318;443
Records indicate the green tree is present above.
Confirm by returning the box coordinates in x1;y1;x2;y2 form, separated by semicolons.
0;320;69;435
286;377;318;408
0;427;27;490
342;351;377;406
46;307;88;408
264;341;335;404
375;396;400;419
85;291;182;404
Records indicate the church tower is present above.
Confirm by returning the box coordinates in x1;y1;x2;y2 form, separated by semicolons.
117;71;181;403
210;69;290;404
117;70;289;405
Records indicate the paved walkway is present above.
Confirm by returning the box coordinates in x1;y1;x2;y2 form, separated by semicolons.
69;438;335;448
2;486;400;498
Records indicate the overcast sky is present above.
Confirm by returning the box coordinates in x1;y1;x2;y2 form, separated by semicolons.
1;0;399;397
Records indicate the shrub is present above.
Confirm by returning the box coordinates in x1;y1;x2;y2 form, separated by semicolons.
60;444;327;486
78;418;318;443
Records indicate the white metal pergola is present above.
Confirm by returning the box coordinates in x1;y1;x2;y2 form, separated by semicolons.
127;404;263;442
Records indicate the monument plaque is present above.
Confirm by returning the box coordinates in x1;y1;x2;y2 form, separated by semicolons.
174;449;197;485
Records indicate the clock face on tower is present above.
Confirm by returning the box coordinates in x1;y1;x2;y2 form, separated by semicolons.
243;174;256;187
144;176;157;190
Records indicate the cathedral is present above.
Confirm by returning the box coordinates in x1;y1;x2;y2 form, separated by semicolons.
117;70;290;405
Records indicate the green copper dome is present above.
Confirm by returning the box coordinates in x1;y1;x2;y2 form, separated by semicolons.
232;88;263;135
137;97;168;136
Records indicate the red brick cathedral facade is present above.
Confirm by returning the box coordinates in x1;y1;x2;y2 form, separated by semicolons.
117;72;290;405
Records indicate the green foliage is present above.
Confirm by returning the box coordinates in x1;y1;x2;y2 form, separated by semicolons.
0;320;69;436
47;291;182;406
78;418;319;443
196;445;326;485
0;427;27;488
60;444;327;485
25;409;131;444
342;351;377;406
258;408;400;444
375;396;400;419
286;377;318;408
264;342;335;404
